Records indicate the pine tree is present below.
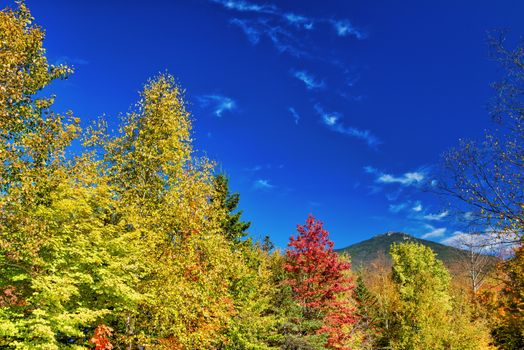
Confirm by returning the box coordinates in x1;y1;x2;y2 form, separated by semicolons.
212;174;251;242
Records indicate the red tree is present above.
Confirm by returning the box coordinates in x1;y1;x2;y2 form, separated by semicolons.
89;324;113;350
284;214;356;349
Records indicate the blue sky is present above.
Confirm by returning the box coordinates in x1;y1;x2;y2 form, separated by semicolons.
25;0;524;248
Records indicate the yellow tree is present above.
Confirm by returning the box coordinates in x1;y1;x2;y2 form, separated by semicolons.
0;3;143;348
389;242;492;350
104;74;279;349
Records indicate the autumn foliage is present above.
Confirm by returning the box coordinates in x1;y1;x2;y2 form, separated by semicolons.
90;325;113;350
0;2;521;350
285;215;356;349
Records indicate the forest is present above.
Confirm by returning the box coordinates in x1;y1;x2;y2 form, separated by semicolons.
0;3;522;350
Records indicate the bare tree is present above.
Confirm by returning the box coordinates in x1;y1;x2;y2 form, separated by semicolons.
437;32;523;242
446;232;503;294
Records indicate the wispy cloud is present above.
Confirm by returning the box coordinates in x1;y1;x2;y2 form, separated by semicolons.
421;225;447;239
389;202;408;213
230;18;262;44
320;110;340;126
423;210;449;221
412;201;423;212
291;70;325;90
315;104;381;148
230;17;312;57
367;185;383;195
385;188;403;201
378;172;425;186
243;163;283;172
330;19;366;39
363;165;428;190
364;166;378;174
211;0;365;59
285;13;314;30
197;94;237;117
253;179;275;190
243;165;263;172
288;107;300;124
210;0;276;14
53;56;89;66
364;166;427;186
212;0;365;38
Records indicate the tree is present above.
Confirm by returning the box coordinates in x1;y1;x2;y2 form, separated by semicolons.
438;32;523;242
284;215;356;350
0;3;281;348
486;245;524;349
437;32;523;349
0;4;143;348
358;252;401;349
212;174;251;242
350;273;379;350
389;242;492;350
446;232;499;295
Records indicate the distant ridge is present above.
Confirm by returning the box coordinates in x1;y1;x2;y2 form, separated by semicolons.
336;232;478;269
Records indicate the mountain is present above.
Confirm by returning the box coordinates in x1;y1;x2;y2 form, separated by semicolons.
336;232;486;269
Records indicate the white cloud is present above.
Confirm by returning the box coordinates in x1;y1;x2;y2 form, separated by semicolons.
330;19;366;39
253;179;275;190
292;70;325;90
322;113;339;126
230;18;311;58
288;107;300;124
284;13;314;29
377;171;425;186
197;94;237;117
423;210;449;221
421;226;447;239
315;105;381;148
210;0;276;14
363;166;378;174
211;0;365;59
412;201;423;212
441;230;519;257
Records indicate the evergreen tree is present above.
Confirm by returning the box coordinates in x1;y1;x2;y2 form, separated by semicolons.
352;273;379;349
213;174;251;242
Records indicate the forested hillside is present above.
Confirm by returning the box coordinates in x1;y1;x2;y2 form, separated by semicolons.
337;232;497;268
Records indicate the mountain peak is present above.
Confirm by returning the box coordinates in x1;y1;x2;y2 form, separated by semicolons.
336;232;472;269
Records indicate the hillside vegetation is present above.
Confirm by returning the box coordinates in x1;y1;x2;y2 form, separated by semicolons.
337;232;495;268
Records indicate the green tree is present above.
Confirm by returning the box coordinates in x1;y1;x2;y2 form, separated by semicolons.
389;242;492;350
351;273;379;349
212;174;251;242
